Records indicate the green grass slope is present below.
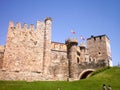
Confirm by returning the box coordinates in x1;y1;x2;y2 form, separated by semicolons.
0;67;120;90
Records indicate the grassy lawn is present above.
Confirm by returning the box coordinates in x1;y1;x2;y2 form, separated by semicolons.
0;67;120;90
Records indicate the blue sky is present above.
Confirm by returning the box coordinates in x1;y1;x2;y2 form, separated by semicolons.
0;0;120;66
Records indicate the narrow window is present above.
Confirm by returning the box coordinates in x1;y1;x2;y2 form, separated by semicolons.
77;58;80;63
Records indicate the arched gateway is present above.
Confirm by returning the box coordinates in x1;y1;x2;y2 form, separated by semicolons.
79;69;95;79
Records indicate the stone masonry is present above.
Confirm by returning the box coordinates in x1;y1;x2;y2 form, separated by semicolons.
0;17;112;81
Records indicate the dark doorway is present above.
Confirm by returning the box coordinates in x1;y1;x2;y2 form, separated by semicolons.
80;71;94;79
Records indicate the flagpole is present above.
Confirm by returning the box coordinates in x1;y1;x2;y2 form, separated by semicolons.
70;29;76;39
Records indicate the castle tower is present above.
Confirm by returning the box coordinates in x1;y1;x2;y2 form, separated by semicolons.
65;38;79;80
36;20;46;72
2;19;47;72
43;17;52;74
87;35;112;66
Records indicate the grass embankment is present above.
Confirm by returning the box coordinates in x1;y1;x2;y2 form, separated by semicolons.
0;67;120;90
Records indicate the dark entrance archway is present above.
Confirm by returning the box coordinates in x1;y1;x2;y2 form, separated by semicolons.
79;69;95;79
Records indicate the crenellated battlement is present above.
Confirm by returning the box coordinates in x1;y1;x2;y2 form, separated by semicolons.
9;21;46;31
87;35;109;42
8;17;52;31
51;42;67;52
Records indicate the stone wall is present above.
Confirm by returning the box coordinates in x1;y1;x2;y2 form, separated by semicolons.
50;42;68;80
87;35;111;66
2;21;46;72
0;70;43;81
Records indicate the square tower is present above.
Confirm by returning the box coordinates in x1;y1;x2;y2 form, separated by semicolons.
87;35;112;66
2;19;49;72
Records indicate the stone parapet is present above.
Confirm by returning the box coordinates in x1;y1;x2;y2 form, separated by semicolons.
8;21;46;31
51;42;67;51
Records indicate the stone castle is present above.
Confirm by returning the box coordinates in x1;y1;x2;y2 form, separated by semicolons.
0;17;112;81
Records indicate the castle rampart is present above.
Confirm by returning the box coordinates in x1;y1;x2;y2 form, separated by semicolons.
0;18;112;81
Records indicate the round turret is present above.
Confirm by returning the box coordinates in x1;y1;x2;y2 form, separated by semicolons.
43;17;52;75
65;38;79;79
